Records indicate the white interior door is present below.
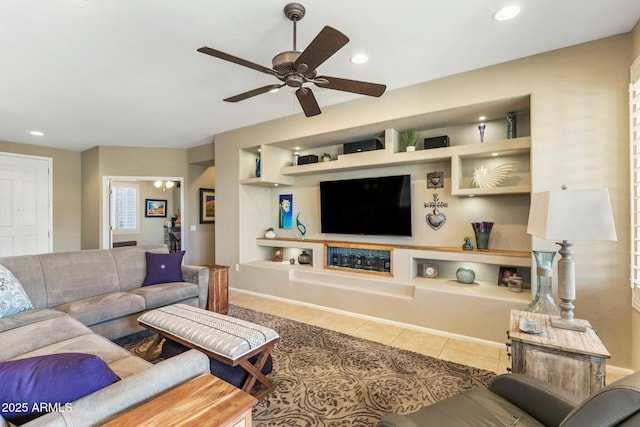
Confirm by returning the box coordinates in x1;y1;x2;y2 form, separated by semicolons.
0;153;52;256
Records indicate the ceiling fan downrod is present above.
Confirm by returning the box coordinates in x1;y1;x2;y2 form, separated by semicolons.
284;3;306;52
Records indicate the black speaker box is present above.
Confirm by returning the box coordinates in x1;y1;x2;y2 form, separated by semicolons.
343;139;383;154
298;154;318;165
424;135;450;149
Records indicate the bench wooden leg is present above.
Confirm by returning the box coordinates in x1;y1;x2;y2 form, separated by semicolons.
237;341;277;400
143;334;164;361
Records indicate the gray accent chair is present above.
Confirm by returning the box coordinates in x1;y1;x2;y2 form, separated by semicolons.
377;372;640;426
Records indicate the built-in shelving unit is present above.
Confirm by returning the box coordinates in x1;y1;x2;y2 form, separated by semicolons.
236;95;535;345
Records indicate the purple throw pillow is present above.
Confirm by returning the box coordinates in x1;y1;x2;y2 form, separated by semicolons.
0;353;119;423
142;251;185;286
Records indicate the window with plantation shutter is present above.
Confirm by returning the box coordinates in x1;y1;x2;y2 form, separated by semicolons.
112;182;140;235
630;61;640;312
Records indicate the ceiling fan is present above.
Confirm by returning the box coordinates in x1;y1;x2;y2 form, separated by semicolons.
197;3;386;117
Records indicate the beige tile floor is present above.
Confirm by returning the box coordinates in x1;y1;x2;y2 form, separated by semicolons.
230;290;626;382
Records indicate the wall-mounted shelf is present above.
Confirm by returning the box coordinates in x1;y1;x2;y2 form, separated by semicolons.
239;145;294;187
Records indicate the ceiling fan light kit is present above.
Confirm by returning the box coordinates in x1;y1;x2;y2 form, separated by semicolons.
197;2;386;117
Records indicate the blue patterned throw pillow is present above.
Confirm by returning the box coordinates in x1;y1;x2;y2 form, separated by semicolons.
0;264;34;318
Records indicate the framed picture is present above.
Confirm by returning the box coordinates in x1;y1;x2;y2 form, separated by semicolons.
272;247;284;262
279;194;293;229
420;263;439;279
498;267;518;287
199;188;215;224
144;199;167;218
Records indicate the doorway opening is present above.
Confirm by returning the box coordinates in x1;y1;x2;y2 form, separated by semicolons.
102;176;185;251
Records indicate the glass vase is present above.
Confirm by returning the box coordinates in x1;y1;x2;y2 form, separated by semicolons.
525;250;560;315
471;222;493;250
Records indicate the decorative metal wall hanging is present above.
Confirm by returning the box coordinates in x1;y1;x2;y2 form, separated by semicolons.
426;171;444;189
424;193;448;230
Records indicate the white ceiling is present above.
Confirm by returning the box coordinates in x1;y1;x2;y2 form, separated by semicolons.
1;1;639;152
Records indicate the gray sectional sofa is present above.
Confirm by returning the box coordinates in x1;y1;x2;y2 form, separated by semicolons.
0;245;213;426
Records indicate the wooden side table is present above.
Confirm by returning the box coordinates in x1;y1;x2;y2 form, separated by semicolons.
103;373;258;427
508;310;610;399
202;264;229;314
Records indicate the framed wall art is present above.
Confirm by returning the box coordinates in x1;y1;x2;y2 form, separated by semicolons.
199;188;215;224
144;199;167;218
279;194;293;229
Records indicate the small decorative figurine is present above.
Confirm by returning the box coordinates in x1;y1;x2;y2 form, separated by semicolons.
478;122;486;142
295;212;307;239
462;237;473;250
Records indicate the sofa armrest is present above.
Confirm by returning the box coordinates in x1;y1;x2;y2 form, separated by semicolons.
181;265;210;309
489;374;580;427
25;349;210;427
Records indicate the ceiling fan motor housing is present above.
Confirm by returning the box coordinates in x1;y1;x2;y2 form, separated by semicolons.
272;51;316;87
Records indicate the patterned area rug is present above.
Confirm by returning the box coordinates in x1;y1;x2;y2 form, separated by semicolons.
115;306;495;427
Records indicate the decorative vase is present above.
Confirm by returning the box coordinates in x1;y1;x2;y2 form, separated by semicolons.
264;230;276;239
406;146;416;152
471;222;493;250
506;112;517;139
525;250;560;315
255;157;261;178
462;237;473;251
298;250;312;265
456;267;476;284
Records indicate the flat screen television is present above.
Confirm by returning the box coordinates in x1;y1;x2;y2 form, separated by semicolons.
320;174;412;236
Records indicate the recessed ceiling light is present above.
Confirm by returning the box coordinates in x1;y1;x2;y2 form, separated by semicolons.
493;4;521;21
478;116;486;121
30;130;44;136
350;54;369;64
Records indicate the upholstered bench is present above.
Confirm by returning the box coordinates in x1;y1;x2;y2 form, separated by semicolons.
138;303;279;399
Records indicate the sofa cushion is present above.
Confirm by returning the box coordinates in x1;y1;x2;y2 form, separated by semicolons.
0;314;94;361
112;244;169;291
54;292;145;326
0;353;119;423
128;281;198;309
0;255;47;308
38;249;121;307
0;264;34;318
142;251;185;286
0;308;66;334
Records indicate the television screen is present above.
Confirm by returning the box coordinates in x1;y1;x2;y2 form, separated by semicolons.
320;174;412;236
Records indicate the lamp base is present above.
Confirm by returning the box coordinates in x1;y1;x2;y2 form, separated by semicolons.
551;317;588;332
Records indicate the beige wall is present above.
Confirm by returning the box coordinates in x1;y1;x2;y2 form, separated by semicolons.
632;18;640;61
630;19;640;370
1;140;81;252
186;164;215;264
216;34;633;367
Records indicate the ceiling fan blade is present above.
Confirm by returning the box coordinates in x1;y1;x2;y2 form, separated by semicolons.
295;88;322;117
197;46;276;76
315;76;386;97
293;26;349;72
224;84;284;103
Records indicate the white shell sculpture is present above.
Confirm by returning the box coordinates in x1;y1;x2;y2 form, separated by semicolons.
472;162;517;188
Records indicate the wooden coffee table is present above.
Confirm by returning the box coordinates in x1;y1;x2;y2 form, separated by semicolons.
103;373;258;427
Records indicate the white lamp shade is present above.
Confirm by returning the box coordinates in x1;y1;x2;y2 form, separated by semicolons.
527;188;617;241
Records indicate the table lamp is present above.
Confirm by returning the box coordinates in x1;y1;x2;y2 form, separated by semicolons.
527;187;617;331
